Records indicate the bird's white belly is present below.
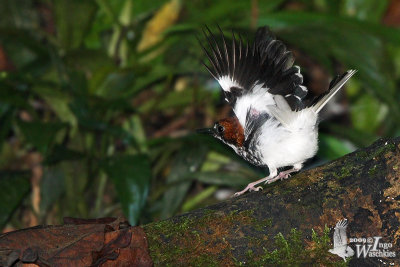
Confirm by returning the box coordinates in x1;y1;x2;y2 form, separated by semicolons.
258;125;318;169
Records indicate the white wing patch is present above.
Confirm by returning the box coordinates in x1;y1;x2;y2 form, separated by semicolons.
268;96;292;128
217;75;241;92
233;84;275;127
268;95;318;131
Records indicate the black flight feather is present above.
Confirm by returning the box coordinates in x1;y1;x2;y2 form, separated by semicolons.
200;26;308;111
306;70;353;108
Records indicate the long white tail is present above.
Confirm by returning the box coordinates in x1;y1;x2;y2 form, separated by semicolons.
312;69;357;113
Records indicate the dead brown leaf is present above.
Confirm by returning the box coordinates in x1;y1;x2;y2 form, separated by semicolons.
0;217;152;267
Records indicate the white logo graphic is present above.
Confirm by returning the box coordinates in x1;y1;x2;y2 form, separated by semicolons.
329;219;354;261
350;236;396;259
328;218;396;262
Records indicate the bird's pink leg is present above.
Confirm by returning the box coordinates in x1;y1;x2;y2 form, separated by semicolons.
265;163;303;184
233;177;269;197
233;169;278;197
233;164;303;197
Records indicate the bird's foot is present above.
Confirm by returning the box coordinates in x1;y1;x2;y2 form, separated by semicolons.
278;171;291;180
233;182;263;197
264;175;281;184
232;172;288;197
273;167;301;182
263;171;293;184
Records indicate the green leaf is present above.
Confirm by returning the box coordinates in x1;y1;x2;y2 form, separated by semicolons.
0;171;30;229
200;151;231;172
193;171;256;186
350;94;388;133
61;160;88;216
18;121;67;155
0;106;14;149
325;123;377;147
64;49;116;95
39;166;65;214
258;0;288;14
44;145;84;165
0;34;48;74
0;84;32;110
0;0;37;29
54;0;98;50
95;69;136;98
183;0;251;24
129;0;165;17
181;186;217;212
312;0;342;14
318;133;355;160
123;115;147;153
103;154;151;225
160;143;208;219
69;98;108;130
343;0;388;23
32;85;78;133
139;87;213;113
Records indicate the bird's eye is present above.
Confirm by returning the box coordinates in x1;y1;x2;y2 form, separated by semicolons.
217;125;225;133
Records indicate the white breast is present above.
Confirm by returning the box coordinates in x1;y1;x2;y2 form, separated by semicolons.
256;109;319;169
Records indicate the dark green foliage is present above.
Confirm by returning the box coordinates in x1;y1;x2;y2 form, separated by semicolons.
103;154;151;225
0;0;399;230
0;171;30;228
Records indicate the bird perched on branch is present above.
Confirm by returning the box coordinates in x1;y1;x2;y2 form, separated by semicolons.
197;26;356;196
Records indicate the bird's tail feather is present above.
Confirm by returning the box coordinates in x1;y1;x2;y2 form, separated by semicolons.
312;69;357;113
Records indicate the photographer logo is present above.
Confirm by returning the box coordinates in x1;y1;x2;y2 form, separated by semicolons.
328;219;396;261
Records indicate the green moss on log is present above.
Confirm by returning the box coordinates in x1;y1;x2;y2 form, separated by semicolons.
143;137;400;266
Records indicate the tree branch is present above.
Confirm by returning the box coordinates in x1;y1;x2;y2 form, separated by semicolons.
144;137;400;266
1;137;399;266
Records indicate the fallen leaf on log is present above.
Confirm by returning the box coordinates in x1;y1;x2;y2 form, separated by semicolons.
0;217;152;267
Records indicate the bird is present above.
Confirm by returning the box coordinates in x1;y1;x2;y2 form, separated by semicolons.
197;26;356;196
329;219;354;261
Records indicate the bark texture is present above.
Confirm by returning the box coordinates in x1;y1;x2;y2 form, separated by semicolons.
144;137;400;266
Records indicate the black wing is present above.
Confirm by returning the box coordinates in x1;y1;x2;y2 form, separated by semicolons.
200;26;308;111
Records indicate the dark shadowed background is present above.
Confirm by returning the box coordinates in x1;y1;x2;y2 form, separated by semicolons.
0;0;399;231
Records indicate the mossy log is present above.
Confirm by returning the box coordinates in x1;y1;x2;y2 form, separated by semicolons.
144;137;400;266
1;138;398;266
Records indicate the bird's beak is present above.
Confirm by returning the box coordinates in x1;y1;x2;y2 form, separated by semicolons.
196;127;214;135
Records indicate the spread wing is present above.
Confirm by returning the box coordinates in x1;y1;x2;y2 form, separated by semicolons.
200;26;308;114
200;26;356;132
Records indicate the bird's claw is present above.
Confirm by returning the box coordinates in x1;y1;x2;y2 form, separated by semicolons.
250;186;263;192
233;184;263;197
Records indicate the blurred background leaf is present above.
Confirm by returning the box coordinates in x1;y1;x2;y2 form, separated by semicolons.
0;0;399;230
54;0;98;50
103;154;151;225
0;171;30;229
